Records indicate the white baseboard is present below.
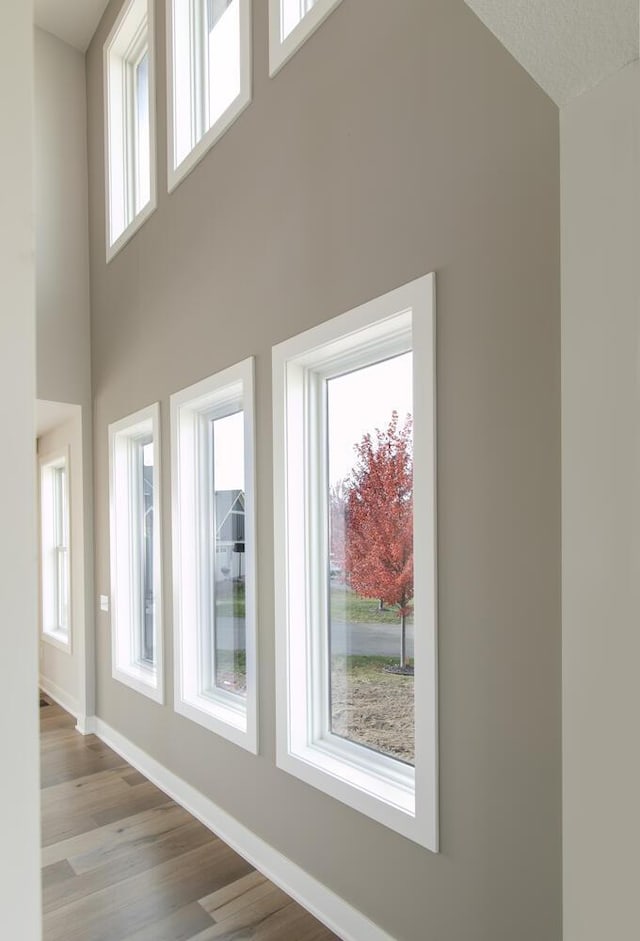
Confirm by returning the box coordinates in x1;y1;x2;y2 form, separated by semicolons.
40;676;79;720
76;714;96;735
40;676;95;736
93;718;396;941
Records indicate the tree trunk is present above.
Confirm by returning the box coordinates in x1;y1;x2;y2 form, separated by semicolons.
400;611;407;668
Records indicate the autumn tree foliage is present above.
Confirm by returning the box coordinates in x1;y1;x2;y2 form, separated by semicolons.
344;411;414;669
329;479;348;572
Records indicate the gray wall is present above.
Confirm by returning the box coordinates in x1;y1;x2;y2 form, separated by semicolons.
86;1;561;938
561;60;640;941
35;27;96;718
0;1;41;936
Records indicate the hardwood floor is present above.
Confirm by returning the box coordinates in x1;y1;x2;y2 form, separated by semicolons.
40;697;340;941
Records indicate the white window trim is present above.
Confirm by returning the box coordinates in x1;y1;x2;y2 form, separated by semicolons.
171;357;258;753
269;0;343;76
104;0;157;262
108;403;164;704
272;274;438;851
40;448;72;654
166;0;252;193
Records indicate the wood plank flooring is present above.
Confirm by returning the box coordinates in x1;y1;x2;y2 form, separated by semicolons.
40;697;340;941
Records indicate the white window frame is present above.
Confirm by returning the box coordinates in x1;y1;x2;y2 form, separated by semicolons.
40;449;72;653
272;274;438;850
166;0;252;192
171;357;258;753
104;0;157;261
109;403;164;703
269;0;343;76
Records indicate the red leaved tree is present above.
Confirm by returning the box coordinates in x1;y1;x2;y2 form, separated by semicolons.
344;412;414;670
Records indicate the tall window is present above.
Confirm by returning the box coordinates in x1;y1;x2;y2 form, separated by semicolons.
104;0;156;260
40;452;71;651
109;404;164;702
273;275;438;850
167;0;252;190
269;0;342;75
171;358;257;752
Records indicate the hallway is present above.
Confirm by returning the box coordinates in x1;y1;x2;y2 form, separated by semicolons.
40;697;339;941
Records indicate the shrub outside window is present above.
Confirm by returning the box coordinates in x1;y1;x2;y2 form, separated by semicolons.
272;275;438;850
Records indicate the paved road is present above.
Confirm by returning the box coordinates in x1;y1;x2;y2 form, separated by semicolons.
214;616;413;659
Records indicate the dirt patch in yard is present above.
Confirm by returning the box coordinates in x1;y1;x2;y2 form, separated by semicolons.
330;657;414;765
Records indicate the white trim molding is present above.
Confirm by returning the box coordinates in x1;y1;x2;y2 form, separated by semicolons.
171;357;258;753
108;402;164;704
269;0;343;76
272;274;439;851
166;0;252;192
39;446;72;654
93;717;397;941
104;0;157;261
39;678;95;736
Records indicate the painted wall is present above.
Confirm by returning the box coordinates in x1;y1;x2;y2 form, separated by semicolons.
86;1;562;938
38;411;88;720
0;1;41;937
34;27;96;719
561;60;640;941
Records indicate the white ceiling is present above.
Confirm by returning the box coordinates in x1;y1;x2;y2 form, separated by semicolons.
34;0;110;52
36;400;80;437
465;0;639;105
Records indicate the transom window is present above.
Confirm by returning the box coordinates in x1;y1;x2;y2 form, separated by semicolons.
40;452;71;651
171;358;258;752
104;0;156;259
109;404;164;703
167;0;252;190
272;275;438;849
269;0;343;75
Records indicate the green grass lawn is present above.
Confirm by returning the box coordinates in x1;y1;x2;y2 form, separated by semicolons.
215;580;413;626
215;579;246;618
329;585;413;625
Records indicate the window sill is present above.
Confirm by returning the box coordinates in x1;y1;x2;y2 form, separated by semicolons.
42;629;71;654
167;87;252;195
113;663;163;704
277;737;425;845
106;197;157;263
269;0;343;77
175;692;256;754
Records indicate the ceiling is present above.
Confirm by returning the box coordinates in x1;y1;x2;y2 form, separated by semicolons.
465;0;639;105
32;1;640;100
33;0;110;52
36;400;80;437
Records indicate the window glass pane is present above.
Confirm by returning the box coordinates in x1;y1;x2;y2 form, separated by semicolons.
207;0;241;130
281;0;316;41
211;410;246;697
140;439;155;663
54;466;69;633
327;352;415;765
135;50;150;213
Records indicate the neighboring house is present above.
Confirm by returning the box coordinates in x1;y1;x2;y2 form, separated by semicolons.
214;489;245;581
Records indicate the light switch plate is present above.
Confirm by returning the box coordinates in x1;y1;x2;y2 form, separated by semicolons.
99;595;109;613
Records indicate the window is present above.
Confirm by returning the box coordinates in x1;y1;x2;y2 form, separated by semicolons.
167;0;252;191
272;274;438;850
269;0;343;75
109;404;164;702
104;0;156;260
40;451;71;651
171;358;257;752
